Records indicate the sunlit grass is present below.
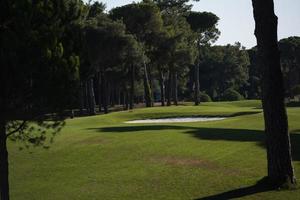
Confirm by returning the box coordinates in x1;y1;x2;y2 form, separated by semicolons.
9;100;300;200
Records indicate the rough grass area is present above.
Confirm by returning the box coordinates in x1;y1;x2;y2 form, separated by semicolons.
8;100;300;200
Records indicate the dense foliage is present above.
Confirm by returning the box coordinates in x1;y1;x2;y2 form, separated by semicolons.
1;0;299;198
221;88;245;101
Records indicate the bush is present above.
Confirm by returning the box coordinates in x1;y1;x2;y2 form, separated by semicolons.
222;88;244;101
292;85;300;96
200;92;212;102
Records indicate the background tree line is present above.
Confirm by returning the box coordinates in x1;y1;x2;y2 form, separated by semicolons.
75;1;300;116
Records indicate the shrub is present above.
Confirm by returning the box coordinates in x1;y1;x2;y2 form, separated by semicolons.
292;85;300;96
222;88;244;101
200;92;212;102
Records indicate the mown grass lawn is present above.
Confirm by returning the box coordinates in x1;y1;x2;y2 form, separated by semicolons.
8;100;300;200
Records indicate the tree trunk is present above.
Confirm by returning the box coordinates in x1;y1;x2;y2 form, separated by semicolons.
87;78;96;115
129;65;135;110
194;64;200;105
125;88;129;110
252;0;296;187
0;119;9;200
117;86;121;105
143;62;153;107
172;72;178;106
97;72;102;112
159;69;165;106
84;81;88;113
166;70;172;106
79;81;85;114
107;81;111;108
149;67;154;107
101;71;108;114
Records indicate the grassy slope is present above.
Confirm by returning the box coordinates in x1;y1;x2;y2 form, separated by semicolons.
8;100;300;200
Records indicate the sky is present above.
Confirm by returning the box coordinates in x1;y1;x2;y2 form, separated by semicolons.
88;0;300;48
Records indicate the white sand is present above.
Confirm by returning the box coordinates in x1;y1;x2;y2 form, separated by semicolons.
125;117;226;124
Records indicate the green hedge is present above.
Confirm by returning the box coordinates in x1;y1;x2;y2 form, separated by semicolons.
222;88;244;101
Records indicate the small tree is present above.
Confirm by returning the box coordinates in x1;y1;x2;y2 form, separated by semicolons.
291;85;300;98
186;11;220;105
222;88;244;101
199;92;212;102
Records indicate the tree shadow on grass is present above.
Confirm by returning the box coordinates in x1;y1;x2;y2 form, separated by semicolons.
194;177;275;200
185;128;265;143
185;127;300;161
95;125;300;198
92;125;300;161
87;125;189;133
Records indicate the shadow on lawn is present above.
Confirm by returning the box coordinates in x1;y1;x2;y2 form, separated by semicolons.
95;125;300;161
87;125;189;132
96;125;300;198
186;127;300;161
194;177;275;200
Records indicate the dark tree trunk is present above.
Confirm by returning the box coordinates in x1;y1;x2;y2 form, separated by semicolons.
79;81;85;114
194;64;200;105
84;81;88;112
172;72;178;106
125;88;129;110
129;65;135;110
252;0;296;187
166;70;172;106
0;119;9;200
101;71;108;114
143;62;153;107
107;81;111;108
159;69;165;106
87;78;96;115
117;86;121;105
148;67;154;107
97;72;102;112
110;82;116;107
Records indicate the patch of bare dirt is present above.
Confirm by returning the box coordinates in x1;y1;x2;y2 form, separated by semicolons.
149;156;242;176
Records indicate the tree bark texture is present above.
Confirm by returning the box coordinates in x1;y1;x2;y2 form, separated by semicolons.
79;81;85;114
97;72;102;112
143;62;153;107
125;88;129;110
101;71;108;114
252;0;296;187
172;72;178;106
84;81;88;112
0;119;9;200
129;65;135;110
194;64;200;105
166;70;172;106
87;78;96;115
159;70;166;106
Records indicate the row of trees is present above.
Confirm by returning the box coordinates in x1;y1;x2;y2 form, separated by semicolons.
0;0;297;199
81;1;300;114
79;0;222;114
0;0;221;198
194;36;300;101
247;36;300;99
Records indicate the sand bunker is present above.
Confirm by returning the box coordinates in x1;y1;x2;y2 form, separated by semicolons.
125;117;226;124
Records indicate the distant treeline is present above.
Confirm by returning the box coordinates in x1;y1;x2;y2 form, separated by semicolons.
75;2;300;115
2;0;299;117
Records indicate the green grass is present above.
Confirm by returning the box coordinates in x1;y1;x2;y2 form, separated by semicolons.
8;100;300;200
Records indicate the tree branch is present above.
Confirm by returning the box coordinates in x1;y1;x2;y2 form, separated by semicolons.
6;120;27;138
